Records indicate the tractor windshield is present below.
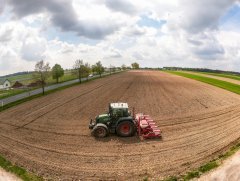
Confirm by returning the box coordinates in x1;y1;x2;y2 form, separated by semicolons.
110;108;129;118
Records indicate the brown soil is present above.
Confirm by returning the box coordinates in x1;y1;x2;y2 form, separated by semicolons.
0;71;240;180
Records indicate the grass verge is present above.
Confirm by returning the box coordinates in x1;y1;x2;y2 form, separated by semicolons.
0;71;124;180
0;155;43;181
0;89;27;99
165;71;240;95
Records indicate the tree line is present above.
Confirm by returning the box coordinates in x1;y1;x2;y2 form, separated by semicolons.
33;60;140;95
163;67;240;75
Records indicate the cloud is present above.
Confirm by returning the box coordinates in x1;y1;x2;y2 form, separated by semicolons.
0;26;13;42
104;48;122;59
1;0;240;76
21;37;47;61
125;25;146;36
104;0;138;15
179;0;237;33
0;48;14;71
186;31;225;60
0;0;6;14
6;0;120;39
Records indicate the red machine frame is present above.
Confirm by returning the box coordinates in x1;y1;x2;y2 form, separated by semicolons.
135;113;161;139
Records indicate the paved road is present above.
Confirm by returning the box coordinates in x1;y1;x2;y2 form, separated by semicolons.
0;72;119;106
0;167;21;181
197;150;240;181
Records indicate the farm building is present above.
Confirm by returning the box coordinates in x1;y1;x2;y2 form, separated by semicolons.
0;79;11;90
12;81;24;88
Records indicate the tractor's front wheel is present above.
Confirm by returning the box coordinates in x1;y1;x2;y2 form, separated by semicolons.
116;121;135;137
92;126;108;138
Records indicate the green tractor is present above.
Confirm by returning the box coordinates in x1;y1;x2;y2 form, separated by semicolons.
89;103;136;138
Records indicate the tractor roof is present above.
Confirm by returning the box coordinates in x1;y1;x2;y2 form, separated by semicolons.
110;103;128;109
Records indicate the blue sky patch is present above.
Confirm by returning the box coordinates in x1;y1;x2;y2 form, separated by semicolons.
220;3;240;28
137;15;166;28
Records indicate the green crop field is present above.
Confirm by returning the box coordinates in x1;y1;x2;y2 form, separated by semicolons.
48;71;76;83
3;70;76;86
166;71;240;95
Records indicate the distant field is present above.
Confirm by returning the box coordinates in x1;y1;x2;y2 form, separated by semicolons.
5;70;76;86
166;71;240;95
0;70;76;99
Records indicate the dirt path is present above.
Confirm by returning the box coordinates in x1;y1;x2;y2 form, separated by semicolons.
0;168;21;181
183;71;240;85
197;151;240;181
0;71;240;180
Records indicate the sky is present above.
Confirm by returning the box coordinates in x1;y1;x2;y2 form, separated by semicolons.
0;0;240;76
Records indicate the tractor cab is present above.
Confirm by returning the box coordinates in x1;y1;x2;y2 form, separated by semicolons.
109;103;130;121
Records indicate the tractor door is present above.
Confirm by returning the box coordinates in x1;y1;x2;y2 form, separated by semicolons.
110;108;124;125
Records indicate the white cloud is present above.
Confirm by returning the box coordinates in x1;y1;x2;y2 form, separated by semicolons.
1;0;240;76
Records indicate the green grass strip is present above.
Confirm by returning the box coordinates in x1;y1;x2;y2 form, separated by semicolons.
0;89;27;99
0;155;43;181
165;71;240;95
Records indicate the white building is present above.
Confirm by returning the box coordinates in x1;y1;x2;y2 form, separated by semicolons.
0;79;11;90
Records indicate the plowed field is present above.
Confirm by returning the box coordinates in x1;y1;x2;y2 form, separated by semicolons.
0;71;240;180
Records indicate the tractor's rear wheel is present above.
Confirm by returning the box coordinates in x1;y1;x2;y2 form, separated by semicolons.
116;121;135;137
92;126;108;138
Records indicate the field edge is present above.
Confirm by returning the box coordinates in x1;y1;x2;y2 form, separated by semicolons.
162;70;240;180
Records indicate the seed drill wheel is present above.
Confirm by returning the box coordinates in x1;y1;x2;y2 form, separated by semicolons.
92;126;108;138
116;121;135;137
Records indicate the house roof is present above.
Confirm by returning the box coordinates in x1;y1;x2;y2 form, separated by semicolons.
0;79;10;85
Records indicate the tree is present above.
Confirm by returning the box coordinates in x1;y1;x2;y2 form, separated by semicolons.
83;63;91;81
73;59;85;83
121;64;127;70
131;62;140;69
92;61;104;77
109;64;112;75
109;65;116;74
52;64;64;83
33;60;51;95
112;66;116;73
